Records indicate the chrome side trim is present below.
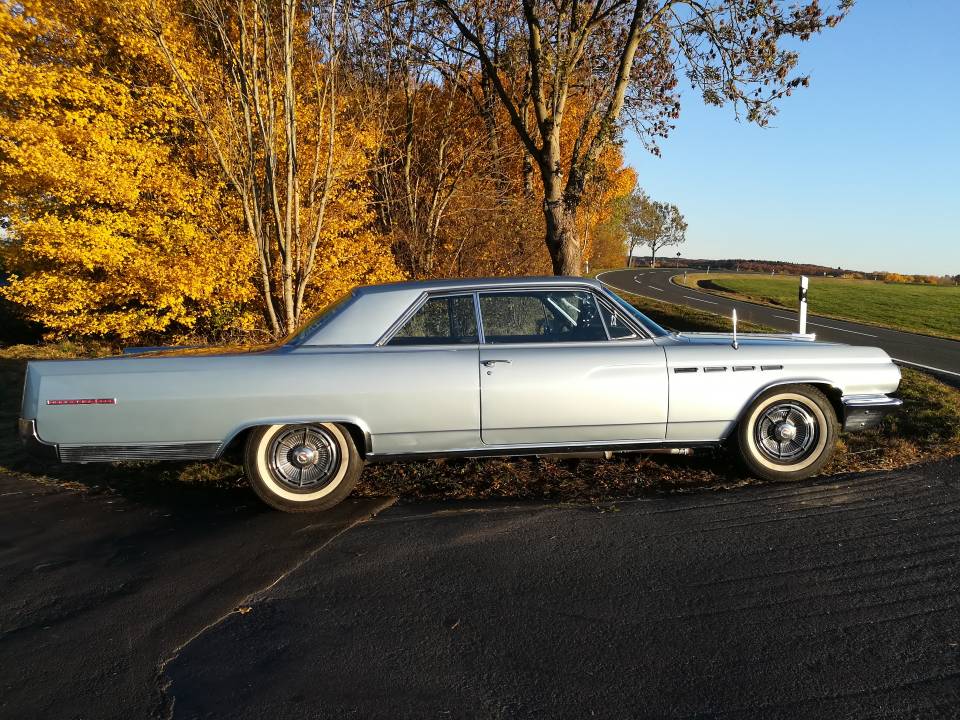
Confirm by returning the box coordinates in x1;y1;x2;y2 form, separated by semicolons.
58;442;221;463
841;395;905;409
365;439;718;462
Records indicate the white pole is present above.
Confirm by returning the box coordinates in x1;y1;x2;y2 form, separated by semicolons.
799;275;809;334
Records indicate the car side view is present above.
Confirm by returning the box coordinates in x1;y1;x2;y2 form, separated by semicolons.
18;276;903;512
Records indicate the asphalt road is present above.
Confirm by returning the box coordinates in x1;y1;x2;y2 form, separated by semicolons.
598;268;960;379
3;458;959;719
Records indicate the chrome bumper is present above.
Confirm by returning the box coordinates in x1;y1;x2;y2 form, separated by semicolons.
16;418;60;461
841;395;903;432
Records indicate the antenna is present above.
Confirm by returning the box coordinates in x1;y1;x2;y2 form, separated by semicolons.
731;308;739;350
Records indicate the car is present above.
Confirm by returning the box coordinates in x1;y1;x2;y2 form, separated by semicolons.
18;276;902;512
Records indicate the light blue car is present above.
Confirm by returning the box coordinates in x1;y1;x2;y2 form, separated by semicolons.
19;276;902;512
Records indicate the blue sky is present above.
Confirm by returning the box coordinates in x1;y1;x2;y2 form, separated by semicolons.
623;1;960;276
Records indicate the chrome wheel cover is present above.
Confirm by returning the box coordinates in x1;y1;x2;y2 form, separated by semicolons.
753;401;819;464
266;425;340;493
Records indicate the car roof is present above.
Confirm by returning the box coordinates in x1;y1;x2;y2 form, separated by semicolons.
296;276;611;346
353;275;604;296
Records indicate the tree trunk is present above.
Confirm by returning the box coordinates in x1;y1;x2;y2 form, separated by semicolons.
650;245;657;268
543;197;582;276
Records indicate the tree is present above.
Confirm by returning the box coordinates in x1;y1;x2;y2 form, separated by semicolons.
144;0;401;337
626;189;686;267
0;0;259;342
429;0;850;275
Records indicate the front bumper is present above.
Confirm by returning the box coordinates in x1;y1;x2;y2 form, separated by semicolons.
841;395;903;432
16;418;60;461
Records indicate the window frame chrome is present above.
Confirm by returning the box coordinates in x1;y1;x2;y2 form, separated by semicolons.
475;287;651;345
375;283;656;347
375;290;482;347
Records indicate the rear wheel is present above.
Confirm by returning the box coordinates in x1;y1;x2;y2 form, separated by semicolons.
244;422;362;512
737;385;838;482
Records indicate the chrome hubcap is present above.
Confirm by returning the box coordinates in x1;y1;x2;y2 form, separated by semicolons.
755;401;819;464
268;426;340;492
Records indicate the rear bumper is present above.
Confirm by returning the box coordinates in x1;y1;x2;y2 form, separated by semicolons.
841;395;903;432
16;418;60;461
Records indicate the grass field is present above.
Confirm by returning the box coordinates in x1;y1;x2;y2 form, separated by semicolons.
678;273;960;340
3;291;958;504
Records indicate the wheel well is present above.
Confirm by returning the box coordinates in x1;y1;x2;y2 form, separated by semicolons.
805;383;844;423
218;422;369;462
339;423;369;459
219;428;251;463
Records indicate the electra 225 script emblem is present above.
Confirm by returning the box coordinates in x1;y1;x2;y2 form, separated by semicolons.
46;398;117;405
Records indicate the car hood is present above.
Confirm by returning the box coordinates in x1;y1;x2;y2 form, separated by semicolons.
671;332;840;348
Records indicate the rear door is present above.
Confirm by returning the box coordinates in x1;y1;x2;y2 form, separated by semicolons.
477;289;668;446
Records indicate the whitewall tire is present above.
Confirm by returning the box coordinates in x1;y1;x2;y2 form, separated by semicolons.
244;423;362;512
737;385;839;482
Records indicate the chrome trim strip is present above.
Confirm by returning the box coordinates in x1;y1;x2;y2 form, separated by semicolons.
58;442;222;463
365;439;717;462
473;291;485;345
841;395;904;409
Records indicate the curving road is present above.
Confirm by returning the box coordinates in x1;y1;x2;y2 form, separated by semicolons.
599;267;960;378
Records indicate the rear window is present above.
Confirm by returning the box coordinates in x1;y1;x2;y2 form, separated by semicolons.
388;295;479;345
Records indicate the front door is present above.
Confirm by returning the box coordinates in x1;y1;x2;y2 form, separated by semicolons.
477;289;668;446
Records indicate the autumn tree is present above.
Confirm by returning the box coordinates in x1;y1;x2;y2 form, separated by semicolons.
0;0;259;342
626;188;686;267
590;191;634;270
430;0;851;276
144;0;401;336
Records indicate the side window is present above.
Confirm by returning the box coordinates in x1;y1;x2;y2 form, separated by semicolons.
388;295;478;345
479;291;608;343
597;297;639;340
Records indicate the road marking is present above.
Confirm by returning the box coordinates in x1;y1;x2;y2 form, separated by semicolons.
892;358;960;378
807;321;877;338
648;286;664;292
772;315;877;337
684;295;718;305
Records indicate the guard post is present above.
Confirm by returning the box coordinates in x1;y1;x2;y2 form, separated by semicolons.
798;276;809;335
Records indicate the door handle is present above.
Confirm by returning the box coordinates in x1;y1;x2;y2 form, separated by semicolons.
481;359;512;367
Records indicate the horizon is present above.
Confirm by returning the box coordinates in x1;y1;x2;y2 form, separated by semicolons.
623;1;960;277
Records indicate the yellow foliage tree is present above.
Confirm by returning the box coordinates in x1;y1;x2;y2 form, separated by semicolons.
0;0;259;342
145;0;403;336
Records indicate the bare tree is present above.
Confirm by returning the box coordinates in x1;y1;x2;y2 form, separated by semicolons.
428;0;851;276
144;0;349;336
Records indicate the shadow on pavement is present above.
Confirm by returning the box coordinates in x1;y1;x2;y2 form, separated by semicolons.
0;473;394;720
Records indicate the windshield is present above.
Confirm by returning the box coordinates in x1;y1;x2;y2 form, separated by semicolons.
604;289;670;338
284;291;356;346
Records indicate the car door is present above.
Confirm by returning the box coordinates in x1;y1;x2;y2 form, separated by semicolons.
478;289;668;446
373;293;481;454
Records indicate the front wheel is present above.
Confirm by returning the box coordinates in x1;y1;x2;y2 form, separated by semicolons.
244;423;362;512
737;385;838;482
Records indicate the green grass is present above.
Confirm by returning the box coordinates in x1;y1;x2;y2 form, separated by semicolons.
679;273;960;340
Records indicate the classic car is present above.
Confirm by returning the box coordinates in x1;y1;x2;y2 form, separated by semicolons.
18;276;902;512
